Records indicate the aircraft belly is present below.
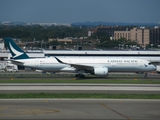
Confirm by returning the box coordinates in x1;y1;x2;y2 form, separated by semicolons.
26;63;68;71
108;66;149;72
42;64;68;71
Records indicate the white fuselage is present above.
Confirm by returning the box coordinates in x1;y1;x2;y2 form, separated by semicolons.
15;57;156;73
4;37;157;76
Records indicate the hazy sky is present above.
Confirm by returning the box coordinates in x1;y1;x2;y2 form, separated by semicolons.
0;0;160;23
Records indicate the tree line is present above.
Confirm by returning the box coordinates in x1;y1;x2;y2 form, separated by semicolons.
0;25;138;49
0;25;87;41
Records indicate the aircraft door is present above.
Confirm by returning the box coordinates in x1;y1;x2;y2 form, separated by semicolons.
139;61;143;67
35;60;40;66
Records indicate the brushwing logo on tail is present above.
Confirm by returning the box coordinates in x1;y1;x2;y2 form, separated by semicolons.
9;42;23;58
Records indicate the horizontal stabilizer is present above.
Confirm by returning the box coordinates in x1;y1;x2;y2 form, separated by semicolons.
10;60;24;65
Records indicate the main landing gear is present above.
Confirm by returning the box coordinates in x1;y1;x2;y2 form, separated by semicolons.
75;74;85;78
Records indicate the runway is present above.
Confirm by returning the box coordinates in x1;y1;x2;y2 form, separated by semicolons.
1;83;160;119
0;83;160;94
0;99;160;120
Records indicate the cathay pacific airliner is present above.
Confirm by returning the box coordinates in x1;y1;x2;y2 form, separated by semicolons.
4;38;156;78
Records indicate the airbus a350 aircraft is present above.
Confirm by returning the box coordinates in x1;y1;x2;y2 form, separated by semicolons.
4;38;156;78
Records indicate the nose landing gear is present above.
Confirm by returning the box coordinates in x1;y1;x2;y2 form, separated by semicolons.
144;72;148;78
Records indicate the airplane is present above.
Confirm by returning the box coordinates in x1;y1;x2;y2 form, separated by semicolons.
4;37;156;78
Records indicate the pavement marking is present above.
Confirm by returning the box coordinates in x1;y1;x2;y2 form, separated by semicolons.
44;100;49;102
0;106;59;116
100;102;132;120
118;100;123;103
17;107;60;115
0;106;12;116
0;106;8;110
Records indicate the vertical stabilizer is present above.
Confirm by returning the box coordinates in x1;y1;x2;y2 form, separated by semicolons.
4;38;29;59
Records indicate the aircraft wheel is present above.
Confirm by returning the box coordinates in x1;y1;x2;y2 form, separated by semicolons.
75;74;85;78
80;74;85;78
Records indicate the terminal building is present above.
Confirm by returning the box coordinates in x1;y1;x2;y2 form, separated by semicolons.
114;27;160;48
88;26;160;49
114;27;150;48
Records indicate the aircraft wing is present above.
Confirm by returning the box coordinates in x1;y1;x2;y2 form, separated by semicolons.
54;57;94;71
55;57;109;76
69;63;94;71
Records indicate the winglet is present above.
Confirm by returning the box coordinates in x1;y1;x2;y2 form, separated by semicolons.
54;57;65;64
4;37;29;59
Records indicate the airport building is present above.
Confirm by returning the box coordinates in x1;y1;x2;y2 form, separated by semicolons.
114;27;160;48
150;27;160;45
114;27;150;48
88;26;160;48
88;26;127;37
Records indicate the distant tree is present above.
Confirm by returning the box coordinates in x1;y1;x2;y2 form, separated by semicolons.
0;25;87;42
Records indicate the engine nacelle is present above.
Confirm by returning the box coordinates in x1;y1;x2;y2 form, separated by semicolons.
94;67;108;76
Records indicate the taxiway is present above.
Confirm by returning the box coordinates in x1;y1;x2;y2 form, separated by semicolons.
0;99;160;120
0;83;160;94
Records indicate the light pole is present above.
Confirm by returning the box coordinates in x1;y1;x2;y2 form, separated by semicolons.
151;44;153;50
121;44;124;49
118;44;121;49
125;45;128;49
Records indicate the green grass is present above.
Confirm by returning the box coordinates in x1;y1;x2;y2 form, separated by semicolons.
0;78;160;84
0;73;146;79
0;93;160;99
1;74;159;99
0;73;160;84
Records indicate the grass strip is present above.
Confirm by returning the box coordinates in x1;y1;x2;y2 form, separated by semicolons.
0;93;160;99
0;74;144;78
0;78;160;84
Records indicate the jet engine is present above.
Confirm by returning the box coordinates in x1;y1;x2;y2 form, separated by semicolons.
94;67;108;76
